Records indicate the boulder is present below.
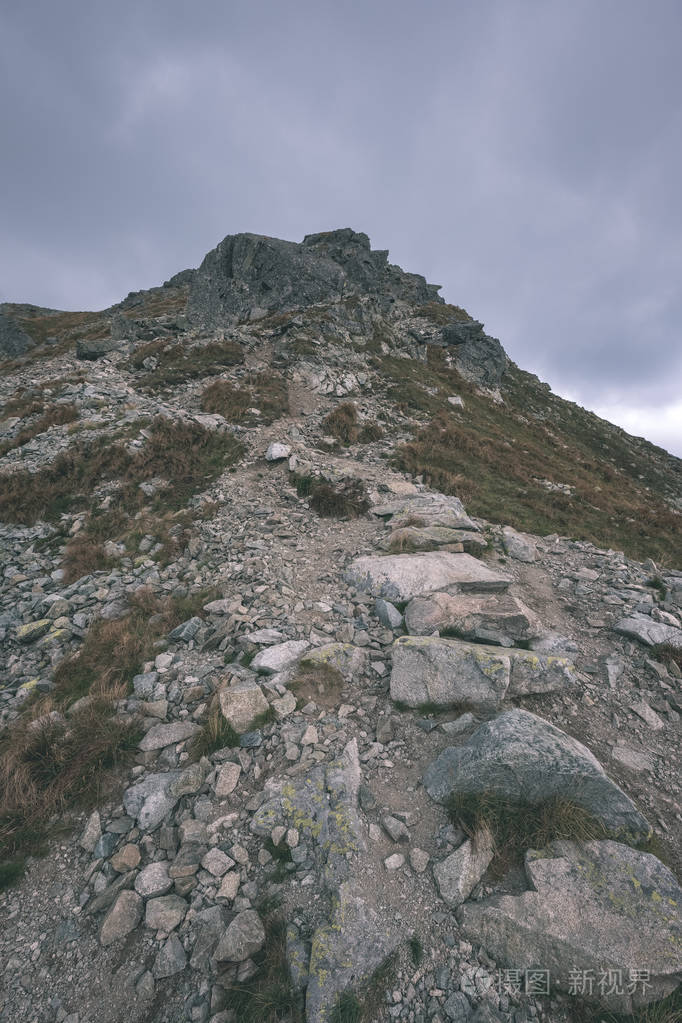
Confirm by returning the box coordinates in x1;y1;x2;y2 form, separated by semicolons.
251;639;310;674
345;552;509;602
423;709;650;840
138;721;200;752
501;526;537;563
265;442;291;461
404;591;542;645
305;882;402;1023
76;338;122;360
218;680;269;733
299;643;368;682
99;891;143;946
370;493;475;531
458;840;682;1013
390;636;509;711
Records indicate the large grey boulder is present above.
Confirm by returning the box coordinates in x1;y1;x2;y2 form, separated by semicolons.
458;840;682;1013
305;882;402;1023
614;615;682;650
345;552;509;602
76;337;122;360
404;591;542;645
390;638;575;709
251;639;310;674
501;526;537;563
423;709;649;839
390;636;509;711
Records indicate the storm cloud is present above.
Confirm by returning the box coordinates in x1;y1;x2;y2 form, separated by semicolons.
2;0;681;454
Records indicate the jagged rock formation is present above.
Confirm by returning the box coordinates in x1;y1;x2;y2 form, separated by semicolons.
0;227;681;1023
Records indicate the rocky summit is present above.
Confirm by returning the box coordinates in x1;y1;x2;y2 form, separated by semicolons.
0;228;681;1023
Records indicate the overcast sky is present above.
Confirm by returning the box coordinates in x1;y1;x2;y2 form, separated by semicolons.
2;0;681;456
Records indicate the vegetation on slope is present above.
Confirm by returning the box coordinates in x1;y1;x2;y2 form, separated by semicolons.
379;351;680;564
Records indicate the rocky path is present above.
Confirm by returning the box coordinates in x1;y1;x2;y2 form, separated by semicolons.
1;338;681;1023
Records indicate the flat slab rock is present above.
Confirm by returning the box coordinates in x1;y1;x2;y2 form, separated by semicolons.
458;839;682;1013
404;591;543;645
305;882;402;1023
370;493;476;530
390;636;576;711
614;615;682;650
423;709;650;839
345;552;509;602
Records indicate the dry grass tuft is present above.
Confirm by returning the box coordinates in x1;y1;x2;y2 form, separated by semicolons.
447;790;607;877
322;403;359;445
0;587;211;887
222;914;304;1023
128;337;244;390
188;703;238;761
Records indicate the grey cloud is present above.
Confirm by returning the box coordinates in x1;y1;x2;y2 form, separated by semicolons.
1;0;681;453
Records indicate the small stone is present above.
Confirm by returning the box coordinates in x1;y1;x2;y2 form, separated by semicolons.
265;442;291;461
169;762;205;797
384;853;405;870
135;862;172;899
16;620;52;644
219;681;269;733
272;691;297;720
217;872;240;901
99;891;143;946
153;933;187;978
381;815;409;843
409;848;430;873
201;849;235;877
145;895;188;932
79;811;102;854
110;844;141;873
215;762;242;797
301;725;318;746
139;721;200;752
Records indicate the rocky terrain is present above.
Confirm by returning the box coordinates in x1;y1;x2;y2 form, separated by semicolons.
0;228;681;1023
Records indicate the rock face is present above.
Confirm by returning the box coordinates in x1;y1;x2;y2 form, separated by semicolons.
440;319;509;390
187;228;441;327
75;338;122;360
345;552;509;602
390;637;575;710
458;840;682;1013
423;709;650;839
0;307;35;357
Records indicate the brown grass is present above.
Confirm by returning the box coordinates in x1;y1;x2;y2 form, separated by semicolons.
201;373;289;425
128;337;244;389
358;421;384;443
447;790;607;877
0;415;243;527
322;403;359;444
0;587;214;887
0;403;79;456
416;301;473;326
